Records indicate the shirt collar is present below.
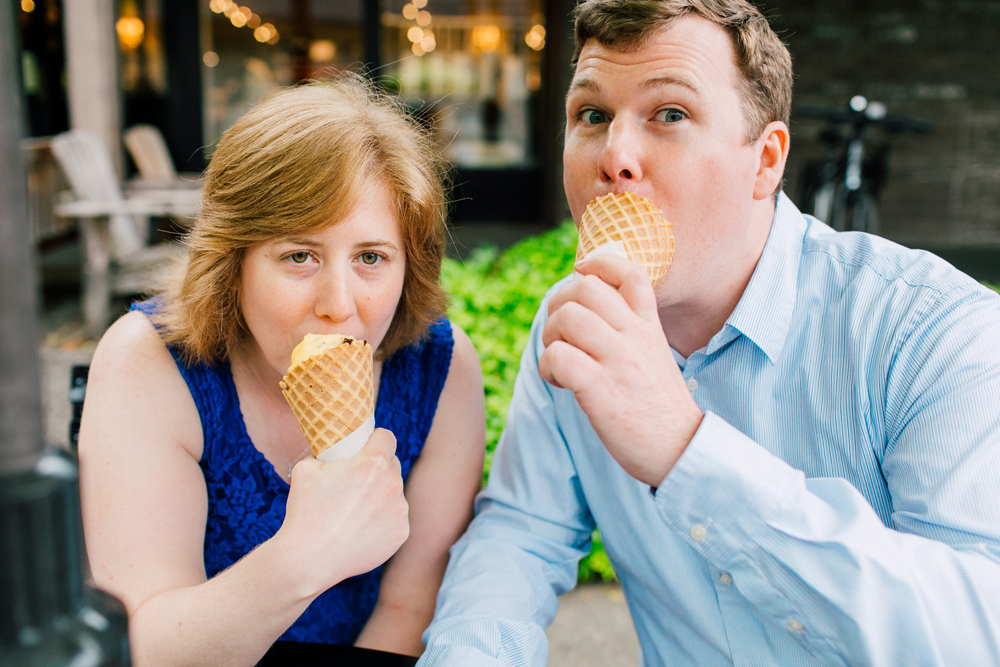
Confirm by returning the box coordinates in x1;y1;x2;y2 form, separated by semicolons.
714;192;806;365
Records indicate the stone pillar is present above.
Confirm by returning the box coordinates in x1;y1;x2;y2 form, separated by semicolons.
63;0;122;175
0;0;45;474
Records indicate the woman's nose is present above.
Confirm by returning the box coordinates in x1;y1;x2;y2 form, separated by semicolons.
315;266;357;324
598;118;644;185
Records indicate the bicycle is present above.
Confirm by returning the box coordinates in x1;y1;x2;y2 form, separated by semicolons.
796;96;932;235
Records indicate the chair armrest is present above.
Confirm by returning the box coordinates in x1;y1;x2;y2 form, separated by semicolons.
55;198;200;218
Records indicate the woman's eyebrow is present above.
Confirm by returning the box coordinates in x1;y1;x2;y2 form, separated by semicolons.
358;239;398;251
272;236;321;247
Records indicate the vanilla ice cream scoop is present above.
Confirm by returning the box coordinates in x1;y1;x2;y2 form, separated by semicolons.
280;334;374;459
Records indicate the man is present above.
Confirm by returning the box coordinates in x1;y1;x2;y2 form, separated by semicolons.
419;1;1000;665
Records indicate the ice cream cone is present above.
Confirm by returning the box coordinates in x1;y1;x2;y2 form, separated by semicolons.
279;334;374;458
577;192;675;285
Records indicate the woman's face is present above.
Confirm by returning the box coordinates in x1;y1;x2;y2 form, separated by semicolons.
239;181;406;377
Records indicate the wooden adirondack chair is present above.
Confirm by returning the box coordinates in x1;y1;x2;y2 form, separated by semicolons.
123;124;202;188
49;130;201;335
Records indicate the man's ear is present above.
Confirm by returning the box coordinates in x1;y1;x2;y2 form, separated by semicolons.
753;121;790;201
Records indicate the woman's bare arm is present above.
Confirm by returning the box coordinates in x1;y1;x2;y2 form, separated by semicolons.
354;324;486;656
80;312;409;666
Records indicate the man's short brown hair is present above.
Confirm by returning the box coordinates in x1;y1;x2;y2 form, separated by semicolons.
154;74;448;364
573;0;793;144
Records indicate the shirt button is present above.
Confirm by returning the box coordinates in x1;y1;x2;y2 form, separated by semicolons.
788;619;805;633
686;378;699;391
689;524;708;541
719;572;732;585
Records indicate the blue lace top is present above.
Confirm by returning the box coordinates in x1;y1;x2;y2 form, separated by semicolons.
131;300;454;644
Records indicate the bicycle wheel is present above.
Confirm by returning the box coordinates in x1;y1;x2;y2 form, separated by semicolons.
827;184;850;232
848;191;880;236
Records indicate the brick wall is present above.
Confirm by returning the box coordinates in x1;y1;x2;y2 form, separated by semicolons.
761;0;1000;247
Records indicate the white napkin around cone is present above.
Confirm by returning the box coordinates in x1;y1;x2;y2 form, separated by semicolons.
573;240;629;280
315;413;376;462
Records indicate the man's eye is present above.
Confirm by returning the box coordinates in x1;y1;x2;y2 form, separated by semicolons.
288;251;311;264
656;108;686;123
580;109;608;125
360;252;380;265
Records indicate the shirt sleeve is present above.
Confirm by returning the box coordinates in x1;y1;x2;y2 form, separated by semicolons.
419;295;595;667
654;283;1000;666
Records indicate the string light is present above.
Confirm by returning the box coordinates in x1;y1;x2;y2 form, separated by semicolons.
203;51;220;67
210;0;279;44
471;25;502;52
254;23;278;43
309;39;337;63
420;30;436;52
402;0;432;57
21;0;35;12
116;16;145;50
525;24;545;50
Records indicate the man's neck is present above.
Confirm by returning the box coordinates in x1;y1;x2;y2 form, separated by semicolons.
661;197;778;358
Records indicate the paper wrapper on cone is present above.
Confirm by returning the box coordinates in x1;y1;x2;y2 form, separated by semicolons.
576;192;675;285
279;336;375;461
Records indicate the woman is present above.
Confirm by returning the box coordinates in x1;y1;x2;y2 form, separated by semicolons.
78;76;485;665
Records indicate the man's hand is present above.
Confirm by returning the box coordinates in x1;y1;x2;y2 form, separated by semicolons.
538;255;704;488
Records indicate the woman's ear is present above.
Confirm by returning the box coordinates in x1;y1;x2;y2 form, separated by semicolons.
753;121;790;201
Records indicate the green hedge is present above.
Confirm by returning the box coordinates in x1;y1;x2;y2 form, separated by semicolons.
442;244;1000;584
440;222;616;582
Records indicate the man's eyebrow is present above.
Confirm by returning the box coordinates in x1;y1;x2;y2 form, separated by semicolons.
638;75;701;95
567;74;701;98
567;78;600;95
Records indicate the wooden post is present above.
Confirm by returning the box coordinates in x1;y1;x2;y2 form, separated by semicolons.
63;0;122;176
541;0;576;228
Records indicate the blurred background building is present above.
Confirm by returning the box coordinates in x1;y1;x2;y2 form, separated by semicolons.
13;0;1000;259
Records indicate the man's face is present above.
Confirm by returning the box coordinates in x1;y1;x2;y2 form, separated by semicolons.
564;16;768;309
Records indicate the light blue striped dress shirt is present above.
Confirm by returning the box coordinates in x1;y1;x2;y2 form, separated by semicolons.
420;194;1000;667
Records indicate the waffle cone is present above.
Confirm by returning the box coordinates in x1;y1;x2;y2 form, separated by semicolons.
577;192;675;285
279;338;374;458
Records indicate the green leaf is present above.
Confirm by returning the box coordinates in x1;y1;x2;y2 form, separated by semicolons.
442;221;616;582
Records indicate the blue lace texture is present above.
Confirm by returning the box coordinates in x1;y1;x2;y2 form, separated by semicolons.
131;301;454;644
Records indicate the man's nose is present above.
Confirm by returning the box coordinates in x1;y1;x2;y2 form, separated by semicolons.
315;265;357;324
598;118;644;185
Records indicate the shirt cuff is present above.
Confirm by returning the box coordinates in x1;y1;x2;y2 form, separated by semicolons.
652;411;801;568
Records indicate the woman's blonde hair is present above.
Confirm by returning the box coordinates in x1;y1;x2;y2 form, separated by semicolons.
154;75;448;364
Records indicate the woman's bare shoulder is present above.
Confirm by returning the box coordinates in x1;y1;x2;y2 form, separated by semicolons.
423;321;484;455
83;309;204;461
445;321;483;398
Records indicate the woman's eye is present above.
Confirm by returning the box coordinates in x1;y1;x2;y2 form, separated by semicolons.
580;109;608;125
360;252;380;265
655;108;686;123
288;251;311;264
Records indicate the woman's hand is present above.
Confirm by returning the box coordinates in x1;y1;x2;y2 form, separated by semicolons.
277;428;410;595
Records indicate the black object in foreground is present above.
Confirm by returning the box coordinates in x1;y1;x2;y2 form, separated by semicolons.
258;642;418;666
